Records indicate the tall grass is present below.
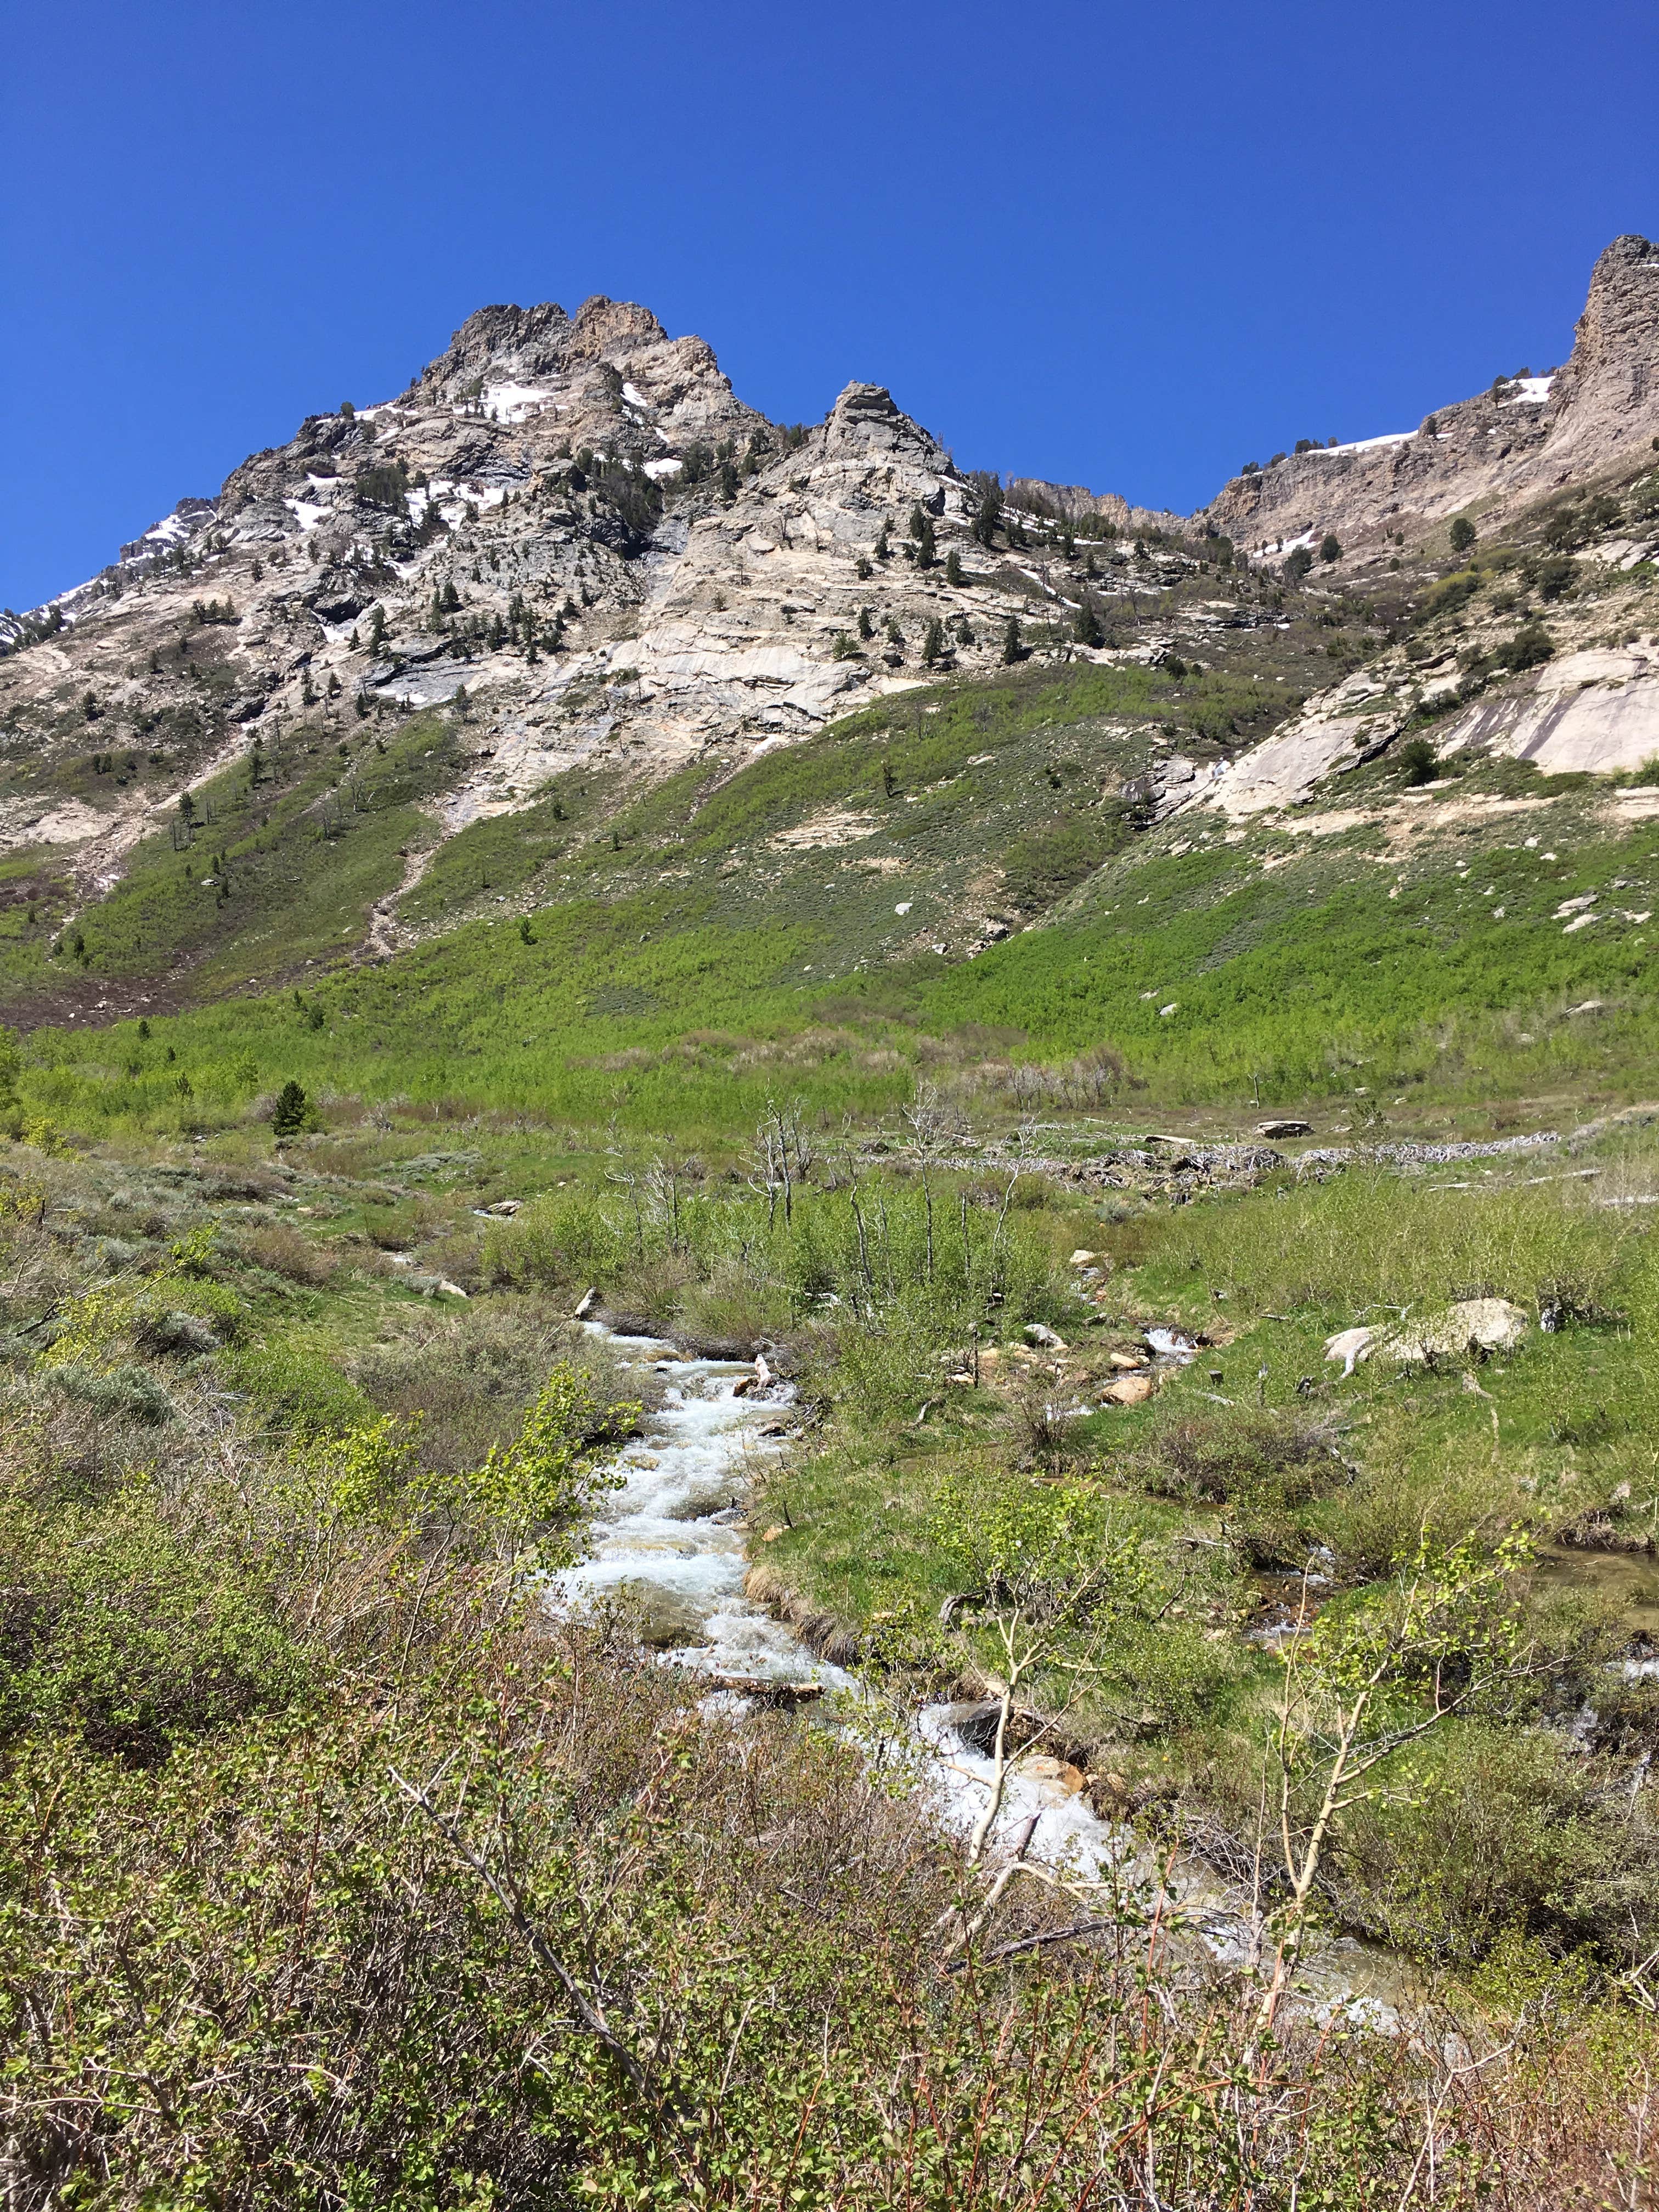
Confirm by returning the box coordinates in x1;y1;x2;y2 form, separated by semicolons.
1147;1170;1644;1321
483;1172;1071;1410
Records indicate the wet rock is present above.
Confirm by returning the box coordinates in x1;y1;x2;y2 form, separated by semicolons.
939;1699;1010;1756
1017;1754;1087;1796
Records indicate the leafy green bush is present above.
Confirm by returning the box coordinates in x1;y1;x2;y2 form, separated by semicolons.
0;1487;307;1759
1331;1723;1659;1967
1001;809;1129;912
482;1188;627;1291
1397;736;1440;785
1496;622;1555;672
1131;1407;1337;1506
218;1337;378;1438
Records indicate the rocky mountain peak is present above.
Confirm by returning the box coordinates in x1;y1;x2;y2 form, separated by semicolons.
562;295;672;365
1203;232;1659;561
1543;232;1659;469
418;300;573;399
819;381;951;472
417;295;678;404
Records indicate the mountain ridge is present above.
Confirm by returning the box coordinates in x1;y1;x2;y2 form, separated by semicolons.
0;235;1654;1026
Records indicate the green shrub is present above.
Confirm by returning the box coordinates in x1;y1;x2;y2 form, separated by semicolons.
218;1338;376;1438
1397;736;1440;785
1001;809;1129;912
1330;1723;1659;1967
1496;622;1554;672
1131;1407;1336;1506
0;1489;307;1758
482;1189;628;1291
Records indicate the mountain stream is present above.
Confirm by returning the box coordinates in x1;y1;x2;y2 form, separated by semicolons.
551;1328;1410;2026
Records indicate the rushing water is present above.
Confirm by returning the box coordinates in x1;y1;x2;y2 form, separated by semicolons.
549;1328;1409;2024
550;1335;839;1685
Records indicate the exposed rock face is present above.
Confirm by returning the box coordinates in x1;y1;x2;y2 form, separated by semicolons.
0;298;1165;887
1003;478;1186;538
1206;234;1659;558
3;235;1654;924
1543;235;1659;472
1436;644;1659;777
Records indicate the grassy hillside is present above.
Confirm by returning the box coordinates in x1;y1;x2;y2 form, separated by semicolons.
15;702;1659;1150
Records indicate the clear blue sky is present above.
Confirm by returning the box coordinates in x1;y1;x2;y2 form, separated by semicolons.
3;0;1655;611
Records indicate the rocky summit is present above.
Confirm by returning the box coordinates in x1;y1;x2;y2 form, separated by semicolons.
0;234;1656;1013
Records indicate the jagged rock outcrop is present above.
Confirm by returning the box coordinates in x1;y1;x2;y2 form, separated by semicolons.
1003;478;1186;539
4;235;1654;922
0;298;1164;886
1205;234;1659;561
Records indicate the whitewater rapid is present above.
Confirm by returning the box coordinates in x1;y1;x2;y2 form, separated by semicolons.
547;1328;1407;2023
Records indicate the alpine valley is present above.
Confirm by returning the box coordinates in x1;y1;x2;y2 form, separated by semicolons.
4;238;1659;2210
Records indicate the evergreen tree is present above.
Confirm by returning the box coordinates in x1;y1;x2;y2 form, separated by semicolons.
1001;614;1022;665
271;1079;311;1137
857;607;875;641
1449;516;1477;554
972;478;1003;546
873;521;891;561
1074;597;1103;648
944;549;963;587
921;617;945;665
1318;534;1342;564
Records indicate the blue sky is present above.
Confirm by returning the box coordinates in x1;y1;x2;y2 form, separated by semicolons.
3;0;1655;611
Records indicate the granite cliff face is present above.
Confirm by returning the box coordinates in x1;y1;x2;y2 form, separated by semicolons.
1205;235;1659;562
0;299;1121;877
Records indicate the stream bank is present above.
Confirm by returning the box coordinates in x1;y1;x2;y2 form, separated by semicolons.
550;1326;1415;2026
